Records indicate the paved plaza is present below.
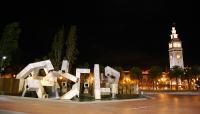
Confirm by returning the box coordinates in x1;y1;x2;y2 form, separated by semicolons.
0;94;200;114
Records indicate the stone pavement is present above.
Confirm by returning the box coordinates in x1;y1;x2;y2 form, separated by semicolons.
0;94;200;114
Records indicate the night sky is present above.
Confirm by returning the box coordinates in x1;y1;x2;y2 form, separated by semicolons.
0;1;198;69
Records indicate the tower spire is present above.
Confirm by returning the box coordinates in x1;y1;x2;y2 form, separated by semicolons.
170;23;178;39
172;22;176;27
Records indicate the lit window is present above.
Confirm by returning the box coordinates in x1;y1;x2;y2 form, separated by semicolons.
174;34;178;38
177;43;181;47
173;42;181;48
169;43;172;48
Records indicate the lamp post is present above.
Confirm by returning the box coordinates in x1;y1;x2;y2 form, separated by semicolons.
0;56;7;77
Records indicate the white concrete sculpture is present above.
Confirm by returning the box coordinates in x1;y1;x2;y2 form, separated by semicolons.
76;68;90;97
16;60;54;79
16;59;122;100
60;68;90;99
94;64;101;99
60;73;79;100
105;66;120;84
17;60;60;99
61;60;69;73
105;66;120;98
93;65;121;99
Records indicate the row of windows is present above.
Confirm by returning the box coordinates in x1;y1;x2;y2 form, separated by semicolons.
170;54;181;59
169;42;181;48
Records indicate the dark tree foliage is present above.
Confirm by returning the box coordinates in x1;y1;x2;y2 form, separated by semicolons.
0;22;21;68
65;25;78;73
130;67;142;80
49;26;64;70
169;66;184;90
149;66;162;90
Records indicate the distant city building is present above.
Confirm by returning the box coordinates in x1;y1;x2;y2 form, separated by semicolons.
168;24;184;68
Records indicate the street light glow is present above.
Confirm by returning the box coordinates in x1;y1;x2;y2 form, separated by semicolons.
2;56;6;60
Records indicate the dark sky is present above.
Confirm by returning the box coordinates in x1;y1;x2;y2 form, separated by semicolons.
0;1;199;69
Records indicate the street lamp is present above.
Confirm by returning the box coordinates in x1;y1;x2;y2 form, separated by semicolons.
0;56;7;77
2;56;6;60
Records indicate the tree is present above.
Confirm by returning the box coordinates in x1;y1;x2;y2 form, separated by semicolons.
183;66;200;90
196;80;200;90
113;66;123;72
149;66;162;90
130;67;142;86
65;25;78;73
183;67;193;90
49;27;64;70
130;67;142;80
78;62;90;68
99;64;105;73
130;67;142;93
190;66;200;79
169;66;184;90
0;22;21;69
113;66;123;81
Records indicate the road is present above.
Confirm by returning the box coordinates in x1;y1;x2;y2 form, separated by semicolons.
0;94;200;114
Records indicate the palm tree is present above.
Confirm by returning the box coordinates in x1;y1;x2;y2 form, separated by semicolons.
149;66;162;90
169;66;184;90
130;67;142;88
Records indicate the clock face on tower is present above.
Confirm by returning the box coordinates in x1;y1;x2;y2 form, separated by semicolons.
176;54;181;59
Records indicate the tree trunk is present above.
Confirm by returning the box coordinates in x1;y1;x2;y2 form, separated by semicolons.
187;79;190;90
176;77;178;91
170;80;172;90
155;81;158;90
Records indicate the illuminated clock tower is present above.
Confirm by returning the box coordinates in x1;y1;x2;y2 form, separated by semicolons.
169;24;184;68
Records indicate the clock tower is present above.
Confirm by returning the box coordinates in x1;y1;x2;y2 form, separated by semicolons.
169;24;184;68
